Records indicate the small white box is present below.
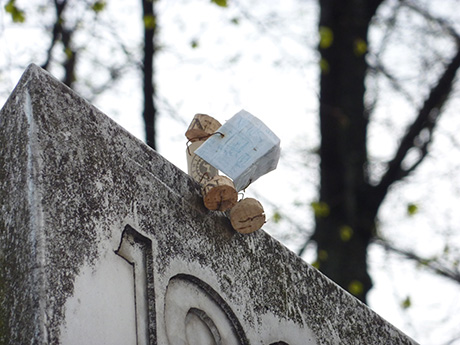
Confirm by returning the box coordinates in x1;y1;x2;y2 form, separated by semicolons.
195;110;281;191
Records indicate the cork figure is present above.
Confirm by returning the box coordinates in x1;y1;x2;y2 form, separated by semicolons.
185;110;280;234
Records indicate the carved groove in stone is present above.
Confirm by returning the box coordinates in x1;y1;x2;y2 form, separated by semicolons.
186;308;222;345
165;274;249;345
115;225;156;345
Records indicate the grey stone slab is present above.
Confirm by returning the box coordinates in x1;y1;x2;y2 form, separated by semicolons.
0;64;418;344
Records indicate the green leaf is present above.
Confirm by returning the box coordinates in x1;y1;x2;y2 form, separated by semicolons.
4;0;26;23
443;244;450;255
211;0;228;7
190;39;199;49
143;14;156;29
407;203;418;216
272;211;282;224
319;26;333;49
348;280;363;297
310;201;330;218
91;0;106;13
339;225;353;242
4;0;14;13
353;38;367;56
12;9;25;22
401;296;411;309
318;250;328;262
319;58;330;74
64;47;73;59
231;17;239;25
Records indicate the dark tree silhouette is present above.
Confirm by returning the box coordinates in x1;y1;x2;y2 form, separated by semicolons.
42;0;76;88
310;0;460;303
141;0;157;150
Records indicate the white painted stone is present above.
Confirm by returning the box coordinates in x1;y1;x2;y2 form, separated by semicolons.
0;64;419;345
60;252;137;345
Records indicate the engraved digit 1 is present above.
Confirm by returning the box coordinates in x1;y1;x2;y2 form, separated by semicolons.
115;225;156;345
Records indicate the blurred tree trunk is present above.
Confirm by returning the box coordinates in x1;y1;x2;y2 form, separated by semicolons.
142;0;157;150
312;0;460;303
313;0;382;303
42;0;76;88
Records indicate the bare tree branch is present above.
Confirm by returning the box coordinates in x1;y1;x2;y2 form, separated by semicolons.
443;333;460;345
42;0;68;70
401;0;460;43
41;0;78;87
374;237;460;284
375;43;460;200
369;60;416;105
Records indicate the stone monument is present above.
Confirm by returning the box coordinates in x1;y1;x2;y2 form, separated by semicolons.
0;64;418;344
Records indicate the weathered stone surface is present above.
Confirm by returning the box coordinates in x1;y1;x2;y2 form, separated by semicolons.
0;64;418;344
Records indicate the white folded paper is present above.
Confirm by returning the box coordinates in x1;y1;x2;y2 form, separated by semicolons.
195;110;281;191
